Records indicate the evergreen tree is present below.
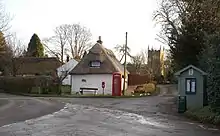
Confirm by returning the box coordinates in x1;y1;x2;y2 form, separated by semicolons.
197;1;220;112
27;33;44;57
199;33;220;113
0;31;6;56
0;31;13;75
168;0;213;71
169;23;204;71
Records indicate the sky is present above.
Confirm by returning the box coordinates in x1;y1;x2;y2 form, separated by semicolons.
3;0;164;56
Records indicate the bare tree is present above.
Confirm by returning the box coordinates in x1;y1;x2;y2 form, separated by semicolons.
0;0;11;32
153;0;187;46
131;53;145;74
42;38;60;59
6;33;26;57
43;25;68;63
0;32;26;76
53;25;68;62
65;23;92;59
114;44;133;62
43;23;92;62
140;49;148;64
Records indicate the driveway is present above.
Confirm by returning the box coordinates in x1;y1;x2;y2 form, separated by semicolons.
0;85;219;136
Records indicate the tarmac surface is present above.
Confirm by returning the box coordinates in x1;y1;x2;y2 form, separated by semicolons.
0;85;219;136
0;93;64;127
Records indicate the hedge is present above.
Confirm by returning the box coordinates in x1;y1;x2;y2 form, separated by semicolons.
0;76;58;94
61;85;71;94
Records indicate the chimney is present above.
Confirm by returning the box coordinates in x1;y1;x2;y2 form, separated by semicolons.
66;55;70;62
97;36;103;44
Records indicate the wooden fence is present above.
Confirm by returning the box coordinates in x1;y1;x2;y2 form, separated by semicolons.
128;74;150;86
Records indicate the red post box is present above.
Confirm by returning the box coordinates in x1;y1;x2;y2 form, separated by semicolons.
102;82;105;95
102;82;105;88
112;72;122;96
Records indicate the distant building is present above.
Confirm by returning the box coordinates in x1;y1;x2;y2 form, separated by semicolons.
147;46;165;76
57;57;78;85
12;57;61;77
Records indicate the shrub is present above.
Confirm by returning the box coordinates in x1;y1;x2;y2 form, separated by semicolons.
213;115;220;125
151;81;157;85
48;84;60;94
31;87;41;94
132;83;157;95
144;83;156;93
133;85;145;94
61;85;71;94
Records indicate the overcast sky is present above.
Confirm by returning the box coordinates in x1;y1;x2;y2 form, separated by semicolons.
3;0;164;56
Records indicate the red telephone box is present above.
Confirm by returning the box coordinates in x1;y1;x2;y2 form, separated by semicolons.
112;72;122;96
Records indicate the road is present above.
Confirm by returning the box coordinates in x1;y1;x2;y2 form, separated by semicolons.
0;85;219;136
0;93;64;127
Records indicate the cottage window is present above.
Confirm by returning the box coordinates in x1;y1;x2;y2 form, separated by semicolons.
90;61;101;67
185;78;196;94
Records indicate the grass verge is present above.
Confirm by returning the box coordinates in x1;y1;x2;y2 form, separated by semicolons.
185;106;220;125
6;92;152;98
5;86;161;98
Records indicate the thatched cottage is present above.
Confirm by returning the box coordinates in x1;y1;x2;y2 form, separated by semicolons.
69;37;129;95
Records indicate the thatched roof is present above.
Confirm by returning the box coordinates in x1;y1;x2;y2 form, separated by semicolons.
70;37;129;75
13;57;61;75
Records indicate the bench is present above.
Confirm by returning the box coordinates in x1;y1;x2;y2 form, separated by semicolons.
79;87;98;95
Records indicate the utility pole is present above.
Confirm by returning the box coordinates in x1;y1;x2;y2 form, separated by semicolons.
122;32;128;95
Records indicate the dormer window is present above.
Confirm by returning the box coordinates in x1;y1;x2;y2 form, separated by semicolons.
90;61;101;67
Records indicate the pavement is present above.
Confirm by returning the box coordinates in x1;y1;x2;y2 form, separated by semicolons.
0;85;219;136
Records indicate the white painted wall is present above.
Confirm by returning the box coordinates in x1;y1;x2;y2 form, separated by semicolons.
62;75;71;85
57;59;78;85
71;74;113;95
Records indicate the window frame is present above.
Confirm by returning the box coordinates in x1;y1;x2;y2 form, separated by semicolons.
90;60;101;68
185;78;197;95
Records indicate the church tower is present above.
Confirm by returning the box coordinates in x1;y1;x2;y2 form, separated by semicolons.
147;46;165;76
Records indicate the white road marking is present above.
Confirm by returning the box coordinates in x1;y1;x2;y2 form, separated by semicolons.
0;103;171;129
198;125;219;131
184;122;219;131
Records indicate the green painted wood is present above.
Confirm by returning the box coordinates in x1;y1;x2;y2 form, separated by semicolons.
176;65;206;110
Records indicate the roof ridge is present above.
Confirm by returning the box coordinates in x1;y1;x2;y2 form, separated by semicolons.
57;59;78;73
174;65;207;76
